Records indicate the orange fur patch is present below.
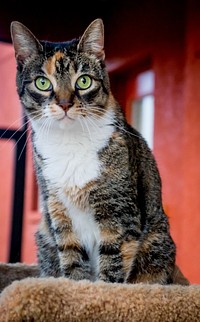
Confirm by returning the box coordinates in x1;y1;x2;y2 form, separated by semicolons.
48;196;69;221
59;234;81;252
65;181;96;210
111;131;126;145
133;271;167;284
100;227;123;243
121;240;139;276
48;194;81;253
48;195;73;235
140;232;160;254
44;51;64;75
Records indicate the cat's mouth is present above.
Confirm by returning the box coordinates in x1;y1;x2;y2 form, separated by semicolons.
55;108;75;121
59;113;74;121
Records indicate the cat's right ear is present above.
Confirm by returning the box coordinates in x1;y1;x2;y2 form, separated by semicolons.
10;21;43;62
77;19;105;60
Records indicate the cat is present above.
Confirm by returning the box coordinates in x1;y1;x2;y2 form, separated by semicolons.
10;18;176;284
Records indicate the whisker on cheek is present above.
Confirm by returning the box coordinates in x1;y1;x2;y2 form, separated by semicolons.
78;116;87;134
81;106;135;138
0;113;43;156
82;117;93;143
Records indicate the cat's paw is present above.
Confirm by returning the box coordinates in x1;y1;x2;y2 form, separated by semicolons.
99;272;124;283
62;266;92;281
68;270;92;281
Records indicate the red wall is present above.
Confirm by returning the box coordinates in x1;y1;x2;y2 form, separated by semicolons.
180;1;200;282
0;43;21;262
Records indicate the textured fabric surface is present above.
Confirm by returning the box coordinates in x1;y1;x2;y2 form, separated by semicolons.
0;262;39;293
0;277;200;322
0;263;199;322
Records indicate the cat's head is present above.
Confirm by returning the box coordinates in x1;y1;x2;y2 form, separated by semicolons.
10;19;114;131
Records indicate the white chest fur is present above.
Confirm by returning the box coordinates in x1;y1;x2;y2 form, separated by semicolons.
33;116;113;189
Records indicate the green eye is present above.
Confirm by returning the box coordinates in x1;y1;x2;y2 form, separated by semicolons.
76;75;92;90
35;77;52;91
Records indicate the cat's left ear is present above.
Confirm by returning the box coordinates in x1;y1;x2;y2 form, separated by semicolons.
10;21;43;63
78;19;105;60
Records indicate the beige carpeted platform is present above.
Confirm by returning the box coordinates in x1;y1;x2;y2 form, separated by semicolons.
0;262;199;322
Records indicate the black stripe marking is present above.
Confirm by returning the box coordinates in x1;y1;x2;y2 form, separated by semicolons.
99;244;120;256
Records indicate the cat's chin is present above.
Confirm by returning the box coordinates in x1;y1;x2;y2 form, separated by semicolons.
57;116;75;130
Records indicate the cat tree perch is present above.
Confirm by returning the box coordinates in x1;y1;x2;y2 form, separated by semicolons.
0;262;200;322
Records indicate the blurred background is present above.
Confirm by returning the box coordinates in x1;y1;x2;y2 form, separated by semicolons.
0;0;200;284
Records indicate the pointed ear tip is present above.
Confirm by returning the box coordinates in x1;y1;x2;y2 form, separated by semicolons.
96;18;103;22
10;21;20;27
95;18;104;26
10;21;22;33
90;18;104;28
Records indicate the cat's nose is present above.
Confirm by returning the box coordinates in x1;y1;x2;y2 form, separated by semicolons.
58;101;72;112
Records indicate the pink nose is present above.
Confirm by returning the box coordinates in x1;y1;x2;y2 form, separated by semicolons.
59;102;72;111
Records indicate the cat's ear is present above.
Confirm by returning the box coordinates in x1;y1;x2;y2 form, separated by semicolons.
10;21;43;62
77;19;105;60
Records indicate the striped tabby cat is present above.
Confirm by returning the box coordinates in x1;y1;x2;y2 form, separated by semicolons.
11;18;176;284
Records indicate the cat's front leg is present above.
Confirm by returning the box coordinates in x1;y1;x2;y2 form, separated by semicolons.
98;226;127;283
48;194;91;281
36;216;61;277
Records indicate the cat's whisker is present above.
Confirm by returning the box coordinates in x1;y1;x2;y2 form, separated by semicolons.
84;109;115;155
85;116;102;135
87;115;114;156
74;108;93;142
86;116;113;156
86;104;109;113
85;115;99;129
85;112;115;156
40;118;50;140
0;114;30;140
87;107;141;139
114;121;141;139
0;127;24;150
86;111;114;130
38;119;47;141
82;117;93;143
29;112;44;119
44;119;53;140
17;127;32;160
8;126;31;156
0;114;39;154
47;119;53;141
68;109;90;135
78;116;87;135
0;116;26;139
85;105;112;118
87;107;114;123
35;117;51;142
